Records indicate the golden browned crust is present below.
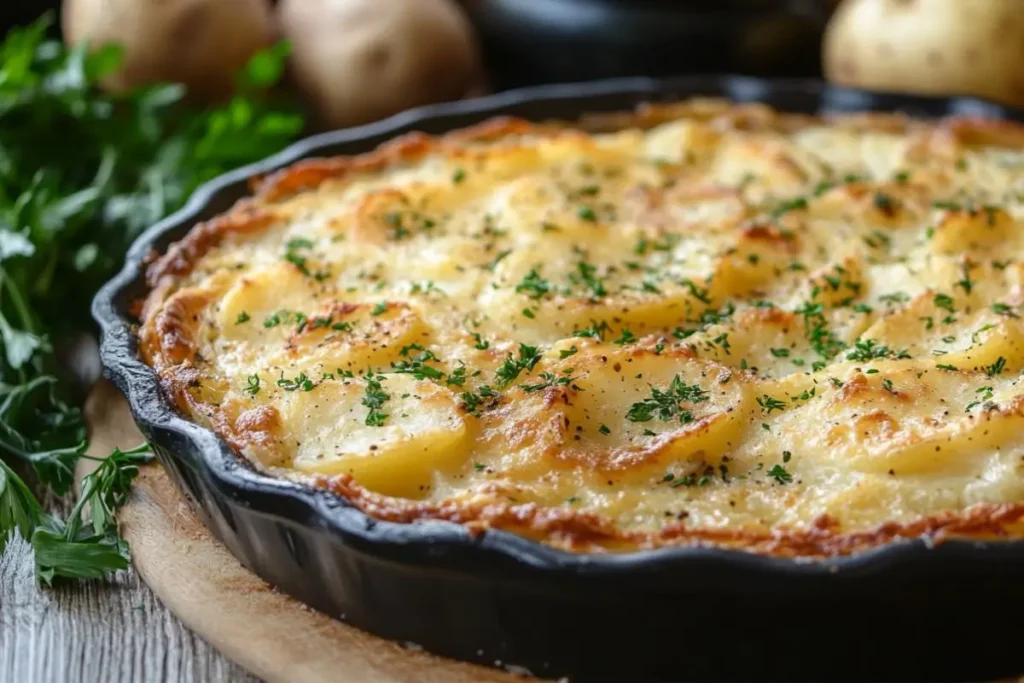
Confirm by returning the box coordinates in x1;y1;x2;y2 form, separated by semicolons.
252;117;542;202
146;200;278;289
137;99;1024;557
319;474;1024;558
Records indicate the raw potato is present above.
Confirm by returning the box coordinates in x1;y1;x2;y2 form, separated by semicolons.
62;0;276;100
279;0;483;130
823;0;1024;106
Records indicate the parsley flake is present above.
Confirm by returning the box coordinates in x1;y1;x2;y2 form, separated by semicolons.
626;375;709;423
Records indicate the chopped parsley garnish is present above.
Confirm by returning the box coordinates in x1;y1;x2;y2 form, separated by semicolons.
243;374;261;396
277;372;315;392
460;385;499;416
767;464;793;485
263;309;304;329
986;356;1006;377
471;332;490;350
235;311;250;324
284;251;309;273
955;271;975;295
391;346;444;381
559;345;579;359
625;375;709;423
484;249;513;271
283;237;326;279
846;338;911;362
615;329;637;345
515;269;554;299
409;280;445;296
598;424;611;435
521;370;578;393
679;278;712;304
933;293;955;312
756;395;786;413
573;320;610;341
370;301;388;316
670;474;698;488
795;301;846;361
770;347;790;358
770;196;808;219
700;302;736;326
362;372;390;426
452;168;466;184
572;261;607;297
812;180;834;196
877;292;909;306
634;233;681;255
285;237;314;250
788;387;816;402
577;205;597;222
495;343;543;388
711;333;731;354
992;303;1016;317
863;230;891;250
446;365;468;387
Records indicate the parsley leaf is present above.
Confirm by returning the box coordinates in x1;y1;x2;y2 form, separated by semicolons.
626;376;709;423
0;21;302;585
515;269;554;299
767;464;793;485
495;343;542;388
362;372;390;426
32;444;152;585
846;338;911;363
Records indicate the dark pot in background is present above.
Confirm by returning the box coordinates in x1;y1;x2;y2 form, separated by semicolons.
465;0;837;91
0;0;60;35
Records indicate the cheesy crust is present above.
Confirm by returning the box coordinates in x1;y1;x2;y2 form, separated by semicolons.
139;99;1024;557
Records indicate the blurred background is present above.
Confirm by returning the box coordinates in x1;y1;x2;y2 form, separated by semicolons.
7;0;1023;133
2;0;842;131
2;1;840;90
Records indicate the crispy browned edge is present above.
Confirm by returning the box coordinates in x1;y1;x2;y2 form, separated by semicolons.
137;99;1024;558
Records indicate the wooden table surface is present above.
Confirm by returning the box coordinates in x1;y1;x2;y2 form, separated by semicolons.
0;536;258;683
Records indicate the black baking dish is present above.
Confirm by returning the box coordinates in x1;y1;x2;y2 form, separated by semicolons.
94;76;1024;682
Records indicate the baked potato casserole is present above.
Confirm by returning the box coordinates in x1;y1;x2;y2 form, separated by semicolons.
139;100;1024;556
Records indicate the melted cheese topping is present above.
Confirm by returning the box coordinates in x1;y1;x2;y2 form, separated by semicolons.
140;102;1024;555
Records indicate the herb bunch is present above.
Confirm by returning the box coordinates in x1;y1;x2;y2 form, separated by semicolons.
0;17;304;583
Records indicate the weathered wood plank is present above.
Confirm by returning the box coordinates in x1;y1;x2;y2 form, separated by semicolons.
0;535;259;683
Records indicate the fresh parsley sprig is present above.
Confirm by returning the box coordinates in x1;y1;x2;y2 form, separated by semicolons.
32;444;152;585
0;16;304;583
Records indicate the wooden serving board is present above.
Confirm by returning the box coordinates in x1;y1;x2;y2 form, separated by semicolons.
81;380;528;683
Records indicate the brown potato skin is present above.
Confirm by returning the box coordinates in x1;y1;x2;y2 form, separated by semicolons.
62;0;276;101
823;0;1024;107
278;0;483;130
